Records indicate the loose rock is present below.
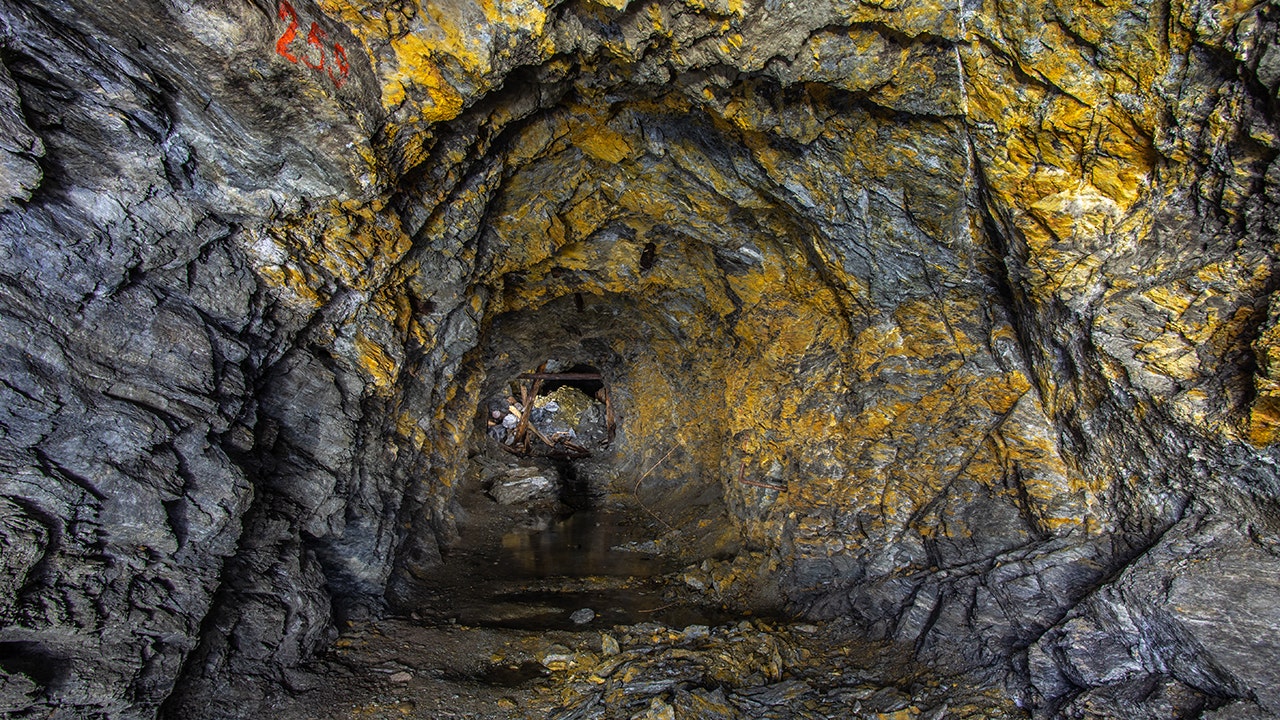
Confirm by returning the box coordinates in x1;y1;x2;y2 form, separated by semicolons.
488;467;560;506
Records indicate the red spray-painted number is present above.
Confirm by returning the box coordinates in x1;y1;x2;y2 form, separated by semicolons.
275;1;348;88
303;22;326;70
275;0;299;62
329;42;349;88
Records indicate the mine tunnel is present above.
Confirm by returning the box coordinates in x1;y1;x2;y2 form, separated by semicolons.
3;1;1280;719
396;288;751;631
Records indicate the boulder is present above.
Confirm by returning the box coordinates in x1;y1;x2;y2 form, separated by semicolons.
489;467;560;506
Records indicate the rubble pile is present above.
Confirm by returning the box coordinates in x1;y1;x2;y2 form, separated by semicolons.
531;621;1021;720
486;363;614;459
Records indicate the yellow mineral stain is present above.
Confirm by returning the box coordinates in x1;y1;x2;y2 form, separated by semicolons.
1247;396;1280;446
573;123;634;164
257;265;325;310
385;33;465;120
355;334;399;389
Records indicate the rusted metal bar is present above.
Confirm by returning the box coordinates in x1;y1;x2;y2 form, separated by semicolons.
526;421;592;458
525;420;556;448
516;372;604;381
737;461;784;490
739;478;786;491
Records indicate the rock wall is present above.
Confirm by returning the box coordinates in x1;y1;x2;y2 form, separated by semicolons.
0;0;1278;717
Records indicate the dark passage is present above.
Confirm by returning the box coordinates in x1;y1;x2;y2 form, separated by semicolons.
409;444;728;632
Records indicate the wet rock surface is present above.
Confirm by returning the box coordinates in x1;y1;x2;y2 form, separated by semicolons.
261;616;1026;720
0;0;1279;717
489;466;562;507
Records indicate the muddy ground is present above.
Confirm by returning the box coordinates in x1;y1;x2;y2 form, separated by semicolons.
265;449;1025;720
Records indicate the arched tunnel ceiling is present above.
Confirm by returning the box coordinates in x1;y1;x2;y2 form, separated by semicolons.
2;0;1280;717
240;0;1279;446
229;0;1280;704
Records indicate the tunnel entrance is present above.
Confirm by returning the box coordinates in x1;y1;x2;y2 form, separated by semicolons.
462;359;686;629
483;361;615;460
387;290;763;701
399;321;748;635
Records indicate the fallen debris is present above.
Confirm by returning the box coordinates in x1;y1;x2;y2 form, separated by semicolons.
489;466;560;506
487;361;609;458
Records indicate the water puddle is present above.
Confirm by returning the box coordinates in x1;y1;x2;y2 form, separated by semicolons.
450;588;734;631
413;461;742;632
478;660;550;687
419;503;738;629
497;509;676;580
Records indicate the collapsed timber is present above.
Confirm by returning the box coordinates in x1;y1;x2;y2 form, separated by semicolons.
489;365;616;459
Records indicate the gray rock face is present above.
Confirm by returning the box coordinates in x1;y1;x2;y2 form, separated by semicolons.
0;0;388;716
0;3;266;715
1030;517;1280;714
0;59;42;209
0;0;1278;718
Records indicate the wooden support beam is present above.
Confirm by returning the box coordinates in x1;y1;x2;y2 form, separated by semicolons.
600;387;615;441
516;372;604;381
513;362;547;453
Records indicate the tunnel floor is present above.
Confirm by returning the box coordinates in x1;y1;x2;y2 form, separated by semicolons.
407;448;738;632
255;449;1028;720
